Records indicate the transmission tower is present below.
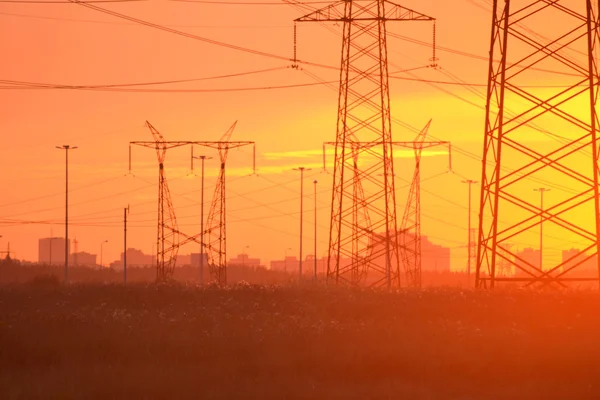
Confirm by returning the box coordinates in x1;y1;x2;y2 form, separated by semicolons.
130;122;254;284
130;121;180;281
323;131;451;287
203;122;246;286
400;120;434;289
296;1;435;289
477;0;600;288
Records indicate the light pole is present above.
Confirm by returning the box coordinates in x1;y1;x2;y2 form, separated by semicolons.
193;155;212;285
313;179;318;281
284;247;292;273
49;236;57;266
293;167;311;281
462;179;478;286
534;188;550;271
100;240;108;268
241;245;250;267
56;145;77;283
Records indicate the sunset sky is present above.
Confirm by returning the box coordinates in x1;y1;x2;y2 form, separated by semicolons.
0;0;592;271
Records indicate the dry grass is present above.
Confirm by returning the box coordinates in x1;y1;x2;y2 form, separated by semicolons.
1;284;600;399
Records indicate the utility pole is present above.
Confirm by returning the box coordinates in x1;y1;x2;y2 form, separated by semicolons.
100;240;108;268
56;145;77;283
241;245;250;267
124;206;129;284
295;1;435;290
130;121;255;284
192;154;212;285
462;179;478;286
284;247;292;273
293;167;311;281
534;188;550;272
314;179;317;281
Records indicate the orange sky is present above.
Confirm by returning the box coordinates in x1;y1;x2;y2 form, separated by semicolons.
0;0;592;270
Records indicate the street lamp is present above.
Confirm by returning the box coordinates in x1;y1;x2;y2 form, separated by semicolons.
284;247;292;273
313;180;318;281
100;240;108;268
56;145;78;282
293;167;311;281
241;245;250;267
48;236;57;266
534;188;550;271
193;154;213;285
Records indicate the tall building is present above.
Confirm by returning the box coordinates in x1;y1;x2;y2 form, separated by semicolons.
190;253;209;268
111;248;153;269
421;236;451;272
562;248;598;278
229;253;261;268
69;252;97;267
514;247;540;278
38;237;70;266
270;256;299;273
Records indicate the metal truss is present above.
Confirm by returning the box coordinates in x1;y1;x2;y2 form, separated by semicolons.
323;133;451;287
129;121;255;283
477;0;600;288
296;0;435;289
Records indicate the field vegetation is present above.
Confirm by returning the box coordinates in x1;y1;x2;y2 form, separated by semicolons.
1;282;600;399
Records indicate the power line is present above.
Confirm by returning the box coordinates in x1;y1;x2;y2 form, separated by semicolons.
65;0;337;70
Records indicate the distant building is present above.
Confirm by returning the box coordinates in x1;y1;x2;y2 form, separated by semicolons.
176;254;191;266
514;247;540;278
70;251;97;267
421;236;451;272
271;256;298;273
370;232;451;274
190;253;209;268
562;248;598;278
229;253;261;268
111;248;153;269
38;237;70;266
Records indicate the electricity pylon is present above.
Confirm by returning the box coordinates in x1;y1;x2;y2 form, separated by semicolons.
323;129;451;287
296;1;435;289
130;121;180;281
400;120;435;288
204;122;246;286
477;0;600;288
130;121;254;283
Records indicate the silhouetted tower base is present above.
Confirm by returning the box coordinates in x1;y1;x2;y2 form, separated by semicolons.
296;1;435;289
477;0;600;288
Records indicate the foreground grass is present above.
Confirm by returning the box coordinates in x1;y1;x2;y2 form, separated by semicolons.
1;284;600;399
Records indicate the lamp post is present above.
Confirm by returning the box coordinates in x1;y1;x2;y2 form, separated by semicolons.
462;179;478;286
193;155;212;284
100;240;108;268
293;167;311;281
48;236;57;266
56;145;77;283
313;179;318;281
241;245;250;267
534;188;550;271
284;247;292;273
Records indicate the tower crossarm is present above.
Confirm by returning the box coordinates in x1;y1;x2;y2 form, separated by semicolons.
294;1;434;23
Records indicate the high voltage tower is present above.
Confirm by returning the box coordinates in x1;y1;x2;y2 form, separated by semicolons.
477;0;600;288
130;121;180;281
203;122;255;286
130;121;255;283
295;1;436;289
399;120;451;288
322;130;451;287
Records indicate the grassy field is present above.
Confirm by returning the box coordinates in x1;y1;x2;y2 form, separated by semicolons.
1;283;600;399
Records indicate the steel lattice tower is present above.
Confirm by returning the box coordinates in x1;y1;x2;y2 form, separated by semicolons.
205;122;238;286
477;0;600;288
399;120;432;288
131;121;180;281
296;1;434;289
